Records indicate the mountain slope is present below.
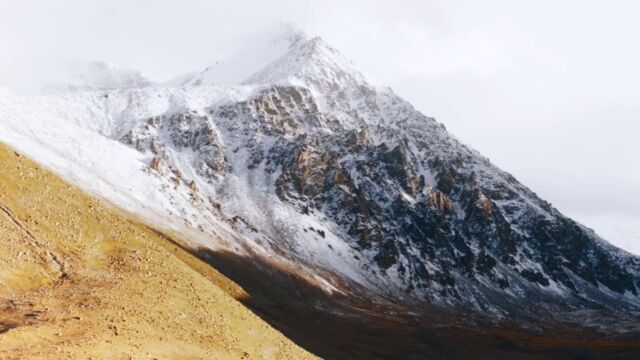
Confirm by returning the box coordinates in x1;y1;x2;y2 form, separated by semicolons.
0;142;315;359
121;37;640;311
1;36;640;358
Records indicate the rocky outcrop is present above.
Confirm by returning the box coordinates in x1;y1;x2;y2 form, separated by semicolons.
122;111;228;180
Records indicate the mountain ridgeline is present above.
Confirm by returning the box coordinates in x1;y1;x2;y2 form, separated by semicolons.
123;37;640;312
2;36;640;358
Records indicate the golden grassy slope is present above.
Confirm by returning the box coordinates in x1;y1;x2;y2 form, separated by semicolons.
0;142;316;360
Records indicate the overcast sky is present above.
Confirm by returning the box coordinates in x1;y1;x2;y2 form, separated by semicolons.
1;0;639;254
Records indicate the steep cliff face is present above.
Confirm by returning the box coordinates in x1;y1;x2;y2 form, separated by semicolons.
1;37;639;322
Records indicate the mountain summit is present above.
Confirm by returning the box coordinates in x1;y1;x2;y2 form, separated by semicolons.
1;35;639;358
244;36;371;87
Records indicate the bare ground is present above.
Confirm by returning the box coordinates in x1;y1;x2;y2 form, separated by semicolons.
0;143;316;360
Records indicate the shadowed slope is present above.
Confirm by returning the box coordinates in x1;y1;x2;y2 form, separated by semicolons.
195;248;640;360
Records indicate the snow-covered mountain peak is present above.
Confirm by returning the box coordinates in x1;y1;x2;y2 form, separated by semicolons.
244;36;371;89
167;61;225;87
239;36;385;131
166;27;308;88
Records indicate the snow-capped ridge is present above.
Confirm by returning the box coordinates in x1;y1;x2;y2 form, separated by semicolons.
243;36;372;88
166;27;308;88
238;36;386;131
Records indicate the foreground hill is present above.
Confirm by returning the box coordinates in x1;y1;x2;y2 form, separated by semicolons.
0;142;315;360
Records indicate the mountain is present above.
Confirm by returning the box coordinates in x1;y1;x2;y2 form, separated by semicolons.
166;29;306;87
1;36;639;358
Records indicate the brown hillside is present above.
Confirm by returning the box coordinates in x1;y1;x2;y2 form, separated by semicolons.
0;142;316;360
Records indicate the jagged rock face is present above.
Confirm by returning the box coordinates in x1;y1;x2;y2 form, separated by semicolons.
122;111;228;180
123;79;640;311
217;86;340;134
104;38;640;313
